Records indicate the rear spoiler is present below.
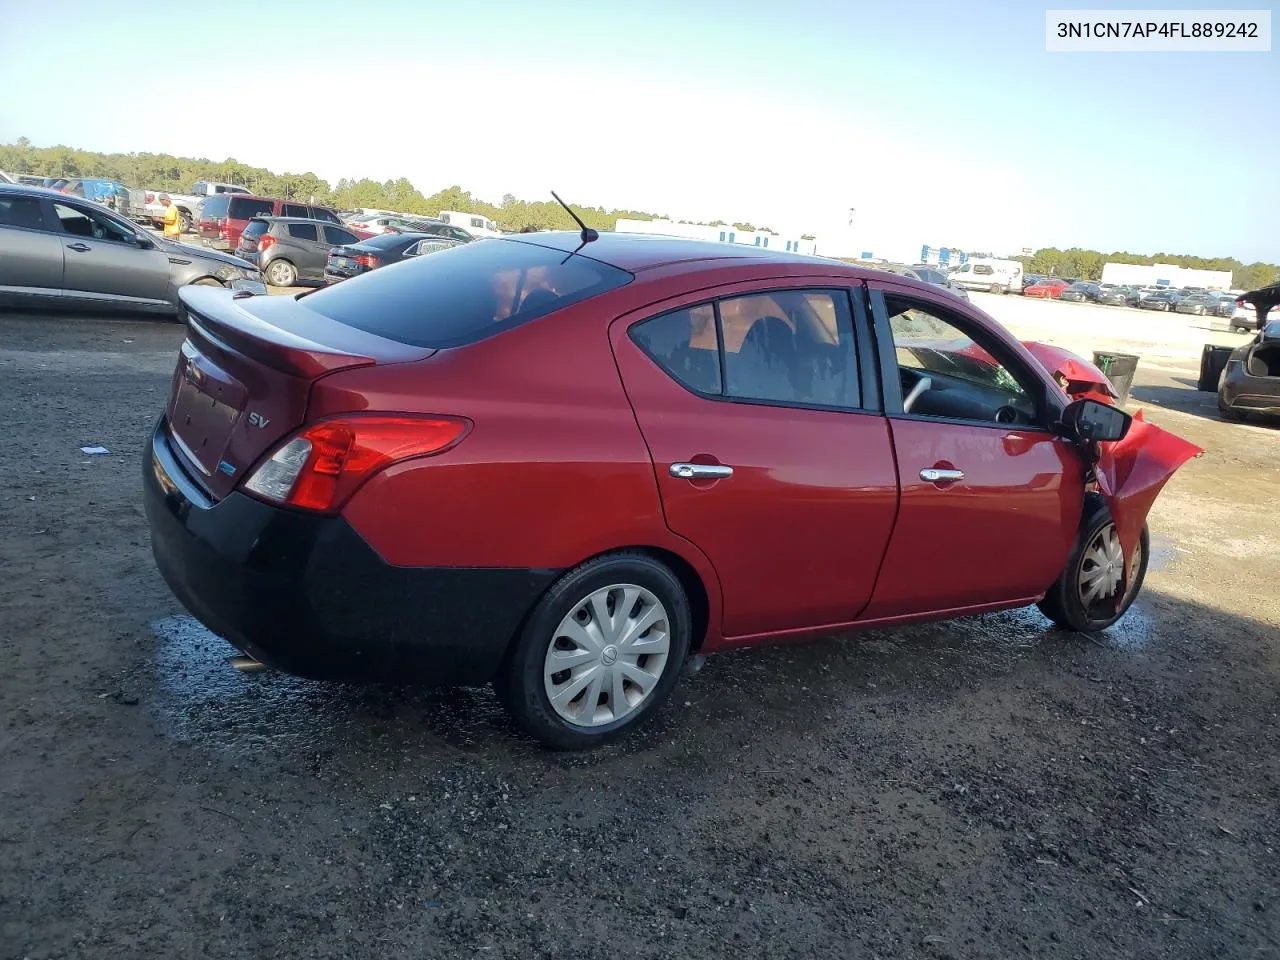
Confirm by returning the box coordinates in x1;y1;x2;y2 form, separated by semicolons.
179;286;375;380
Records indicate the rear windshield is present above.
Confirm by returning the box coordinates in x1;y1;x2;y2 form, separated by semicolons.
202;195;230;219
228;197;275;220
242;219;269;239
303;238;632;349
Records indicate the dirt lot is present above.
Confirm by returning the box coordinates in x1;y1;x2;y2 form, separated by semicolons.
1;302;1277;960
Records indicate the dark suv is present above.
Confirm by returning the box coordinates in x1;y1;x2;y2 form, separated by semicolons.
235;217;362;287
199;195;342;251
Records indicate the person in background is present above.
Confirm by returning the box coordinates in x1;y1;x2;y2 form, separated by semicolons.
160;195;181;239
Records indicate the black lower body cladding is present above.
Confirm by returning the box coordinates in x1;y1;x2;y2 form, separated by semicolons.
143;420;559;683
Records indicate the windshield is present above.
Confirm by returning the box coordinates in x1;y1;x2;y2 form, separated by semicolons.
303;238;632;348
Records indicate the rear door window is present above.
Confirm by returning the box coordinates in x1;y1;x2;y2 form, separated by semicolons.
630;289;860;409
0;196;47;230
303;238;632;348
287;223;319;242
241;219;270;240
227;197;274;220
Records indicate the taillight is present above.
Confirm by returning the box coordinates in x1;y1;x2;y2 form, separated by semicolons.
219;219;230;240
145;192;155;203
259;234;276;252
242;415;470;513
353;254;380;269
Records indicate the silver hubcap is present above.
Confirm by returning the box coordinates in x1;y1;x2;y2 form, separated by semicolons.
1078;523;1141;610
543;583;670;728
269;263;292;284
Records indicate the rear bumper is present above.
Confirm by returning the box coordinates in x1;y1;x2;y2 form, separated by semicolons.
143;420;559;684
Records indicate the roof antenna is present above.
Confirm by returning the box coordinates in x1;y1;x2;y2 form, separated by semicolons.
551;190;598;262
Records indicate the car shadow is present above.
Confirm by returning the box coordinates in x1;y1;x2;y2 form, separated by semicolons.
1129;382;1280;429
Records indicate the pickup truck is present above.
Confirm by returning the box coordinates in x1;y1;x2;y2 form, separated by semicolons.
128;181;249;234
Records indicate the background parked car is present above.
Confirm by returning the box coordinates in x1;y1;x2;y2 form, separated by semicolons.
947;257;1022;295
1020;273;1047;293
1138;289;1182;311
879;263;969;301
1094;284;1131;306
1059;281;1100;303
1175;293;1219;316
199;195;342;251
1024;278;1070;299
235;216;362;287
324;232;463;282
0;183;264;316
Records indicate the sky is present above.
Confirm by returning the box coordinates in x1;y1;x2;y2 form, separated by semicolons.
1;0;1276;262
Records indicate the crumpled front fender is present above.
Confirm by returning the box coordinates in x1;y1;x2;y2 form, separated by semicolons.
1092;411;1203;607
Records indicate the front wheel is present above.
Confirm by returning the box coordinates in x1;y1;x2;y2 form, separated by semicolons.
495;552;692;749
1038;498;1148;632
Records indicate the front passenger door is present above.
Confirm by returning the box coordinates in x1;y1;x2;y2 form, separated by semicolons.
860;284;1084;619
51;201;170;307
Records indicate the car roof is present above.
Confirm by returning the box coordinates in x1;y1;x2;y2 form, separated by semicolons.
255;216;346;225
504;231;850;275
0;182;72;199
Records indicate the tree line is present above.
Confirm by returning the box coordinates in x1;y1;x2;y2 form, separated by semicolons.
1014;247;1276;291
2;139;1274;290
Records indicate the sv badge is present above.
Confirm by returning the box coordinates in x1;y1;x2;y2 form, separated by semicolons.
248;412;271;429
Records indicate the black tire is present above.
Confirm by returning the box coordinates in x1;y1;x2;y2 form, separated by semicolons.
266;259;298;287
1038;496;1149;632
990;283;1004;295
495;552;692;750
179;210;193;233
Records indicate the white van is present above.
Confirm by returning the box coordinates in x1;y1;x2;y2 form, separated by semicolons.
439;210;503;238
949;258;1024;295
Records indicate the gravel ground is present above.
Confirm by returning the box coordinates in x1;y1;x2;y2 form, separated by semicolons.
1;304;1277;960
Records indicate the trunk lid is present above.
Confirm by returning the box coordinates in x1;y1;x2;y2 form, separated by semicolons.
168;286;436;499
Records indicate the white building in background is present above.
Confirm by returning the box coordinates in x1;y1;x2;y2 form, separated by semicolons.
1101;262;1233;290
614;218;819;256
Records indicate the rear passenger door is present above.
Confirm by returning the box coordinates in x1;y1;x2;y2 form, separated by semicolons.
0;194;64;296
284;222;326;277
611;280;898;641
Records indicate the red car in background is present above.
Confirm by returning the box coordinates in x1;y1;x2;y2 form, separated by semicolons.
1024;278;1071;299
144;232;1200;749
197;194;343;251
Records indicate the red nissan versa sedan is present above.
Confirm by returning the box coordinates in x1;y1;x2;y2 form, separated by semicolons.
143;232;1200;749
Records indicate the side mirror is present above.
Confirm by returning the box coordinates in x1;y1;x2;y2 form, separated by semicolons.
1060;397;1132;444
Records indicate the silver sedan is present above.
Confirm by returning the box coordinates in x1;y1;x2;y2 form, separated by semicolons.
0;183;265;317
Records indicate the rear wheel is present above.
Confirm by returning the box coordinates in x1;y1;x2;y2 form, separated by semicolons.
179;210;193;233
1038;497;1148;632
495;552;692;750
266;259;298;287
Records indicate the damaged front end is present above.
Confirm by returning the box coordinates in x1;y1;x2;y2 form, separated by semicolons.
1083;409;1203;610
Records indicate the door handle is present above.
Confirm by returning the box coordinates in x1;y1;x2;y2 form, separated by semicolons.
66;242;91;252
670;463;734;480
920;467;965;482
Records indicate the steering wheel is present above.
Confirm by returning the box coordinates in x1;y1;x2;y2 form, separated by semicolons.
902;375;932;413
